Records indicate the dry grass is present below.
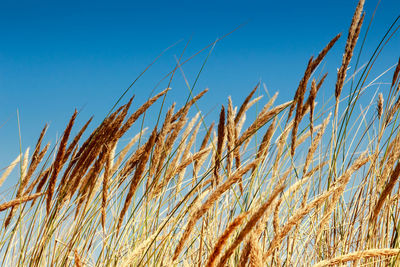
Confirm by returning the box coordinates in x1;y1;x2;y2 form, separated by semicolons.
1;0;400;266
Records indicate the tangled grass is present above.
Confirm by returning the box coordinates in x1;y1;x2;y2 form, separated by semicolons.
1;0;400;266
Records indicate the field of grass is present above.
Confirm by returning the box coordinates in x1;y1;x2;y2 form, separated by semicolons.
1;0;400;266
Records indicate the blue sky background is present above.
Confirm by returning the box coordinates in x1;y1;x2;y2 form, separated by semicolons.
0;0;399;186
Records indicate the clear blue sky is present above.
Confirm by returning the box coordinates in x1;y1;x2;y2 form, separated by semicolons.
0;0;399;177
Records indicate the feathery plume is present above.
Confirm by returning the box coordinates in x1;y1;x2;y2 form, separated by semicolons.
173;160;257;261
335;0;365;102
117;128;157;233
0;154;21;188
391;57;400;89
312;249;400;267
214;105;225;185
205;212;249;267
235;83;259;125
47;110;77;214
0;192;44;212
217;184;285;267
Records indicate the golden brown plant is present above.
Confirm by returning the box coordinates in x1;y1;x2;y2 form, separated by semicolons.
1;1;399;266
